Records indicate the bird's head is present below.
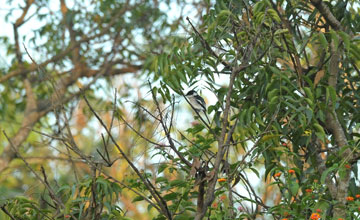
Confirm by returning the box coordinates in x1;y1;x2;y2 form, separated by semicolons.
185;90;198;97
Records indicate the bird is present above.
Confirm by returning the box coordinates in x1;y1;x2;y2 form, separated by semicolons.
185;90;210;124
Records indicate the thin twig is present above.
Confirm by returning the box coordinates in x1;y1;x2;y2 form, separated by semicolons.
2;130;72;219
149;82;192;168
83;95;173;220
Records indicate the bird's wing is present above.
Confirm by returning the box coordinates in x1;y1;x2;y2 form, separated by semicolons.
195;95;206;111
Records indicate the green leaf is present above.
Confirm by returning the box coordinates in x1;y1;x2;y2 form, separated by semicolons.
304;98;313;108
268;9;280;22
177;70;187;83
249;167;260;178
320;164;338;184
187;123;205;134
350;45;360;60
325;86;330;105
269;66;280;75
303;87;313;100
169;179;187;187
132;196;145;202
269;96;279;108
268;89;279;100
158;163;168;174
318;32;328;49
339;31;350;51
147;204;154;212
163;192;179;201
314;201;330;213
275;28;288;36
289;181;299;196
156;177;168;184
158;54;164;74
216;10;232;26
313;122;325;142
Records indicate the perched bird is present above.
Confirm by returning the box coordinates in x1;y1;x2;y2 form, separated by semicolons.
185;90;210;124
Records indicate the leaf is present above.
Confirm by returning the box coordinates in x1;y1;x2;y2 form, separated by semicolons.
320;164;338;184
314;201;330;213
325;86;330;104
313;123;325;142
304;98;313;108
318;32;328;49
247;106;256;123
147;204;154;212
339;31;350;51
119;217;134;220
289;181;299;195
177;70;187;83
269;66;280;75
155;177;168;184
269;94;279;105
259;134;280;143
132;196;145;202
303;87;313;100
249;167;260;178
169;179;187;187
314;70;324;86
350;46;360;60
158;54;164;74
163;192;179;201
268;9;281;22
274;28;288;35
173;215;193;220
216;10;232;26
158;163;168;174
268;88;279;100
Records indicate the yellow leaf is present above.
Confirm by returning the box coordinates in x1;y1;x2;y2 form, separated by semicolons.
302;129;312;136
314;70;325;86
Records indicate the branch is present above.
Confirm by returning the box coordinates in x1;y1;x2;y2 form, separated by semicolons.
149;83;192;168
14;0;35;27
310;0;342;31
0;0;132;83
0;29;127;174
0;205;17;220
2;131;70;218
194;11;267;218
194;57;238;220
83;95;173;220
322;40;350;218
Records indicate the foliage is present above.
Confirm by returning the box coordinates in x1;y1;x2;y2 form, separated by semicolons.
2;176;125;220
1;0;360;220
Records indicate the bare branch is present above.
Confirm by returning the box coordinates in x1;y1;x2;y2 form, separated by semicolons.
83;95;173;220
149;83;192;168
2;131;69;218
